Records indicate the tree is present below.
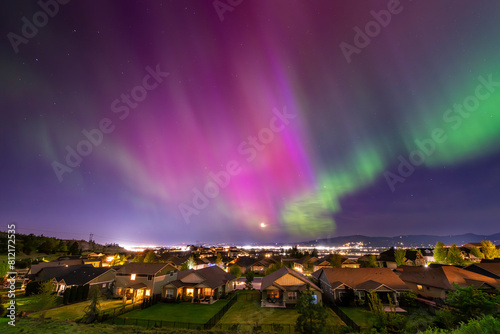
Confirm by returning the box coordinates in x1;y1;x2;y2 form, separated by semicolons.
82;287;101;323
0;261;8;284
245;271;254;289
265;262;284;275
295;286;327;334
395;248;407;267
143;250;157;263
481;240;498;260
63;288;71;305
289;246;303;258
229;265;241;278
367;254;378;268
35;280;57;310
69;241;81;255
131;254;144;263
447;244;464;265
215;252;223;267
329;254;343;268
470;246;484;259
311;248;318;258
434;242;447;264
446;284;500;320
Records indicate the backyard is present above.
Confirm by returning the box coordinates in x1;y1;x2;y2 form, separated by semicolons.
29;298;124;320
116;298;230;324
215;291;345;332
339;306;377;329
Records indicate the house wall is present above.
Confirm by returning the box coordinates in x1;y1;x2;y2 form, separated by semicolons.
404;281;446;299
318;272;335;303
275;274;305;286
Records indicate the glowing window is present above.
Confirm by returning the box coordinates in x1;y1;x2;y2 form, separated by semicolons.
145;290;150;296
186;288;194;296
131;274;136;280
417;285;423;290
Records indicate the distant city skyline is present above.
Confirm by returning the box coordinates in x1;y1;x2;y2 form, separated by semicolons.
2;1;500;245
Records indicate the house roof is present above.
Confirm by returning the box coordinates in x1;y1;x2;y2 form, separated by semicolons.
399;265;499;291
464;263;500;279
116;263;172;275
128;282;148;289
58;267;114;286
170;266;236;290
232;256;259;268
320;268;409;291
261;267;322;292
37;265;114;286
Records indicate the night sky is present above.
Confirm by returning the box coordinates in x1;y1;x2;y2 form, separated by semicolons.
1;1;500;246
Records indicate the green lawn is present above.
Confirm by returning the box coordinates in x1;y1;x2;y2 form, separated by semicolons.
1;318;212;334
29;299;124;320
219;291;344;327
117;299;230;324
339;306;377;328
1;293;63;313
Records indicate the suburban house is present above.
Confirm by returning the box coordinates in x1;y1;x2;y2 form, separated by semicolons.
28;257;89;279
293;256;318;273
115;263;177;303
32;264;115;295
318;268;409;306
228;256;277;274
260;267;322;308
398;265;499;299
378;248;426;269
54;266;115;295
312;255;360;272
162;266;236;303
417;248;435;263
464;263;500;279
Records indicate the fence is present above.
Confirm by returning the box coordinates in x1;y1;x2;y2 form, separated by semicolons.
324;299;361;331
204;292;238;329
106;292;238;330
99;294;160;322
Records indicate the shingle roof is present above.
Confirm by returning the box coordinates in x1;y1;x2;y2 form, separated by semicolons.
469;263;500;277
399;266;499;290
321;268;409;291
260;267;322;292
116;263;171;275
58;267;114;286
171;266;236;289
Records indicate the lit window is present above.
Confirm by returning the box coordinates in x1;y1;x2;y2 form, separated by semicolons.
417;285;423;290
186;288;194;296
102;283;106;288
131;274;136;280
145;290;150;296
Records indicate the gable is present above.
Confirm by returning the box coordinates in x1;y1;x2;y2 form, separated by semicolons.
180;272;204;283
275;273;306;286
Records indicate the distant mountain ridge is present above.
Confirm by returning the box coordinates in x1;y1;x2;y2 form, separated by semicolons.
299;233;500;248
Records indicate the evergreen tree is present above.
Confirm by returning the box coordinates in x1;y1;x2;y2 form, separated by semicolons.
82;287;101;323
295;287;327;334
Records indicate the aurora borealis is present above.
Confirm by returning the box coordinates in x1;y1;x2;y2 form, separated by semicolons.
1;1;500;245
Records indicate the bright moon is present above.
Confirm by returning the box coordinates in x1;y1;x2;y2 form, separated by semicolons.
260;222;266;228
